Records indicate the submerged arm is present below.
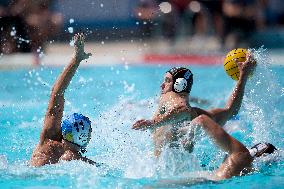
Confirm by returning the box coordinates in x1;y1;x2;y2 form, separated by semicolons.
40;34;91;143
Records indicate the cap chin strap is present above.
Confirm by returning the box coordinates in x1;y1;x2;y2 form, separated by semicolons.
63;139;87;153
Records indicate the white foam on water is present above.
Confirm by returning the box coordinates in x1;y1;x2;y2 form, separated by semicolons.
0;155;8;170
156;147;202;178
85;97;208;179
87;97;156;178
252;149;284;173
1;160;105;188
242;47;284;146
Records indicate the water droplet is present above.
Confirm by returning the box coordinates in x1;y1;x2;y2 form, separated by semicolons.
124;64;129;70
10;30;16;36
68;27;74;33
69;18;75;24
39;52;44;58
70;40;75;46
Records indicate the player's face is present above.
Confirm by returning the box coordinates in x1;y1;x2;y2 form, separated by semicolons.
161;72;173;94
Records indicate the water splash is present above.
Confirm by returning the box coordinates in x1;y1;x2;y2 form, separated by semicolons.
87;97;155;178
0;155;8;170
242;47;284;147
86;97;209;179
157;146;202;178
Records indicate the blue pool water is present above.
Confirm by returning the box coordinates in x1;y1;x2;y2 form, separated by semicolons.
0;53;284;188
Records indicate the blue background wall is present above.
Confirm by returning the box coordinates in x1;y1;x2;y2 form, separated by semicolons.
53;0;139;29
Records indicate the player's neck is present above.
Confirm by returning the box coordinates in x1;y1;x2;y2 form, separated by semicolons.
62;140;81;155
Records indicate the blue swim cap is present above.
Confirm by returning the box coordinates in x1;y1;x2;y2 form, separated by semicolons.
61;113;92;147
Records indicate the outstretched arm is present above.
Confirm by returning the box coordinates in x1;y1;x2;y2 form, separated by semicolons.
40;34;92;144
205;53;256;126
132;101;194;130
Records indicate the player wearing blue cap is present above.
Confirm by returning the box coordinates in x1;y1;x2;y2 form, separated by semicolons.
132;53;256;157
30;34;97;167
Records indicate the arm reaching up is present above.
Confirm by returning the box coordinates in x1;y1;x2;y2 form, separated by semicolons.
40;33;92;143
194;52;256;126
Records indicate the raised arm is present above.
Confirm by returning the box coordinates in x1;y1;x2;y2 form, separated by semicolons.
204;53;256;126
40;34;92;143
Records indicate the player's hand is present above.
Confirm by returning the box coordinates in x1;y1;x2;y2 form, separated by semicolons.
236;51;256;78
73;33;92;62
132;119;154;130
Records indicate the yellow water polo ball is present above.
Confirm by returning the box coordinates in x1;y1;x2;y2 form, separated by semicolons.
224;48;247;80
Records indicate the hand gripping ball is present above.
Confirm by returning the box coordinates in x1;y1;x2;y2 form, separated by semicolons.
224;48;247;80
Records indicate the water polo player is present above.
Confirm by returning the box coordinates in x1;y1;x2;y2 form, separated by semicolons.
152;115;278;186
30;34;98;166
132;52;256;157
187;115;277;180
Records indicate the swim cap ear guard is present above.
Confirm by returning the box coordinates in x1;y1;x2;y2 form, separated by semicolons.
61;113;92;149
167;67;193;93
249;142;277;158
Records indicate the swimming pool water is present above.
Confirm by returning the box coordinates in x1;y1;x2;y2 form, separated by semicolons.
0;62;283;188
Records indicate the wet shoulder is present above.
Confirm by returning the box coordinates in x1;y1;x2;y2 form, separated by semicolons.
31;140;64;166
